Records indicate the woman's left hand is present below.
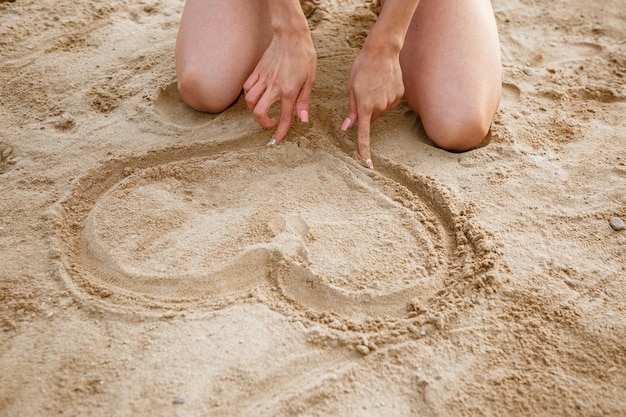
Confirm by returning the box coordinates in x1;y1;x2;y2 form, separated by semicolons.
342;45;404;169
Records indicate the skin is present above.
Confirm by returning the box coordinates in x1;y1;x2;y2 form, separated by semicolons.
175;0;502;168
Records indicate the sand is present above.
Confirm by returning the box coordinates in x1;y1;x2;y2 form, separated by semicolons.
1;0;625;415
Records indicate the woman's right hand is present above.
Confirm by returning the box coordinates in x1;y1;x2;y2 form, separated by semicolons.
243;10;316;145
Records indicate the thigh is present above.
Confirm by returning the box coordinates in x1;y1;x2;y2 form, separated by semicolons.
400;0;502;149
175;0;272;112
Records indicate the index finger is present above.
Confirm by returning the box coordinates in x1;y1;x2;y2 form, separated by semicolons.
273;95;296;144
357;113;374;169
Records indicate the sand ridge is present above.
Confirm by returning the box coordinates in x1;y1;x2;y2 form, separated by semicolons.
49;117;500;353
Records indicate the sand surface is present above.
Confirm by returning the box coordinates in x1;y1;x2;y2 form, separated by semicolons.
1;0;625;415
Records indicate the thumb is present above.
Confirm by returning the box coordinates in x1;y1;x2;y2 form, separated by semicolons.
342;96;358;132
295;83;313;123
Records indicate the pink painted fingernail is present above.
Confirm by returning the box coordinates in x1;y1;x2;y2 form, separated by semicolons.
341;117;351;131
365;158;374;169
300;109;309;123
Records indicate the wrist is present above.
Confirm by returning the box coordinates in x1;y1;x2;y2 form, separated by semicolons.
366;0;419;53
362;31;403;57
268;0;310;37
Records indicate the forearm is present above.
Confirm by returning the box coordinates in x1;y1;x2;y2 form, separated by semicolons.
365;0;420;53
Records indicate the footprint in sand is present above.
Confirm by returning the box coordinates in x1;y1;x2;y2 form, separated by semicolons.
530;42;602;67
50;134;499;335
153;82;217;128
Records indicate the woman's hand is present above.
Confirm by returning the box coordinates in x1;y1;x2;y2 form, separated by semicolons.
243;24;316;145
342;45;404;169
341;0;419;169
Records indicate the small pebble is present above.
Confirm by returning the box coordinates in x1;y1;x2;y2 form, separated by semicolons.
1;147;12;160
609;217;625;231
522;67;534;76
53;114;75;130
307;326;322;337
173;396;185;405
435;314;446;330
355;344;370;356
328;319;342;330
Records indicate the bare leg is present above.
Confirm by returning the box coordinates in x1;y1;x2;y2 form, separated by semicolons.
400;0;502;150
175;0;272;113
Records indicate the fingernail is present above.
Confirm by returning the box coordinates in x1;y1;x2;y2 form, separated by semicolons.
365;158;374;169
341;117;351;131
266;138;276;146
300;109;309;123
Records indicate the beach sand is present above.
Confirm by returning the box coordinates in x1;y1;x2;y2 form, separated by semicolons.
1;0;625;415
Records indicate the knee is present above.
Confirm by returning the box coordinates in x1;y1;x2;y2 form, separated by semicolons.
420;103;496;152
176;65;240;114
